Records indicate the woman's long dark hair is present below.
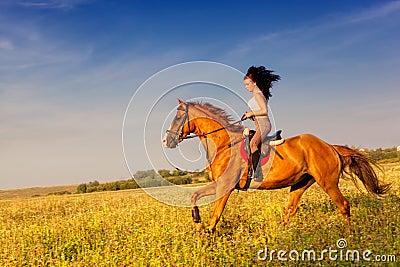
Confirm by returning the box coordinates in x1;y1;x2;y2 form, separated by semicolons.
245;66;280;100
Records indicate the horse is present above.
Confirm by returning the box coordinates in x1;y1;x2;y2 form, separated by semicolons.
162;99;390;232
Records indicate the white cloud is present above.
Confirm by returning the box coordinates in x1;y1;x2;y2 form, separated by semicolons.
345;1;400;23
227;1;400;58
0;14;93;73
0;39;14;50
17;0;95;10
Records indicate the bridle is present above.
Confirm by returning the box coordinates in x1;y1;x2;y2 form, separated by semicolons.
165;102;192;144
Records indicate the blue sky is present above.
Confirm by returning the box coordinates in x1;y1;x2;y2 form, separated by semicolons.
1;0;399;189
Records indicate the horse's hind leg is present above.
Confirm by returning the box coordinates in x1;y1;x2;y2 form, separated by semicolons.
321;183;351;222
313;170;351;223
281;174;315;224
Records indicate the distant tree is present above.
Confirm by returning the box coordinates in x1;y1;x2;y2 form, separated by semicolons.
48;191;72;196
105;182;116;191
170;169;187;176
134;170;158;179
115;181;121;190
86;186;97;193
127;180;139;189
133;170;148;179
171;169;180;176
77;183;87;194
140;177;161;188
158;169;171;177
167;176;192;185
88;180;100;187
363;147;399;162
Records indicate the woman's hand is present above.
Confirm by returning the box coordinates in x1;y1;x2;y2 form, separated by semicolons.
241;112;254;121
245;112;254;118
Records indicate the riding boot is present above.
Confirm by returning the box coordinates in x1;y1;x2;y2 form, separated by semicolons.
251;150;262;182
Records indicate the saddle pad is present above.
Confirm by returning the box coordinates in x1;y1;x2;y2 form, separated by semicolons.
240;139;270;166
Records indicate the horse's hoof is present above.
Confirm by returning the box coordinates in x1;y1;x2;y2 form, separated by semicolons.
207;227;216;234
195;223;205;231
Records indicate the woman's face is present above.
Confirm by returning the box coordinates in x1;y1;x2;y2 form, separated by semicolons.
244;77;257;92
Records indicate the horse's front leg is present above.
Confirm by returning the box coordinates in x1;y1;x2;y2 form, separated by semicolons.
191;181;217;229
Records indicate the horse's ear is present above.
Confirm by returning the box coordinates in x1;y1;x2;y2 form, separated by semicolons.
177;98;184;105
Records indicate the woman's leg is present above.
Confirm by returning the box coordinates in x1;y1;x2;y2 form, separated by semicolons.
249;121;261;179
250;128;261;153
250;118;271;180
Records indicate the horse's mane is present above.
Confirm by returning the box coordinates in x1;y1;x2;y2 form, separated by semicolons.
188;101;244;133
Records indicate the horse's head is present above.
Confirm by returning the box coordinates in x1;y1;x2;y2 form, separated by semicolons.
163;99;193;148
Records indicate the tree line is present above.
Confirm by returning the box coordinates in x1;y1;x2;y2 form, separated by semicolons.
362;147;399;163
76;169;209;194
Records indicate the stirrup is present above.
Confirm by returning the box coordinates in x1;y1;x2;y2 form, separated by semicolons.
251;166;263;182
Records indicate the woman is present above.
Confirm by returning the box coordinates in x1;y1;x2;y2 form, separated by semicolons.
242;66;280;181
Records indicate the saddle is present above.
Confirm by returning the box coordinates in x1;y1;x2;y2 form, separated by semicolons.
244;129;284;156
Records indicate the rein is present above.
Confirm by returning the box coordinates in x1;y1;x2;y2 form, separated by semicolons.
181;118;244;140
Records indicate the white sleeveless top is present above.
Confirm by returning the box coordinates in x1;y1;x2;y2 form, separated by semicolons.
247;91;267;113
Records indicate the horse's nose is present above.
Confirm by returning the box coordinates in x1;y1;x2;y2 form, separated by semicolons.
162;133;168;147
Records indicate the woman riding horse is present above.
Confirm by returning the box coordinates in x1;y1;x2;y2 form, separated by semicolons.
242;66;280;181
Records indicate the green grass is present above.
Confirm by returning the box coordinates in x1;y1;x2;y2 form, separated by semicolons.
0;163;399;266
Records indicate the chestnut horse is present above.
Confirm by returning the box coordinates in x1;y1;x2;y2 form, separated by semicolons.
163;100;390;232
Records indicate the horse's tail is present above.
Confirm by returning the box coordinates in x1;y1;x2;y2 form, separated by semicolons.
332;145;391;196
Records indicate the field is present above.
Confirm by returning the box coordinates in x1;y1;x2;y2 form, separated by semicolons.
0;184;77;200
0;163;399;266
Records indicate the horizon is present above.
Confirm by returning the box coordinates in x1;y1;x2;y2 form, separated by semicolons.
1;1;399;189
